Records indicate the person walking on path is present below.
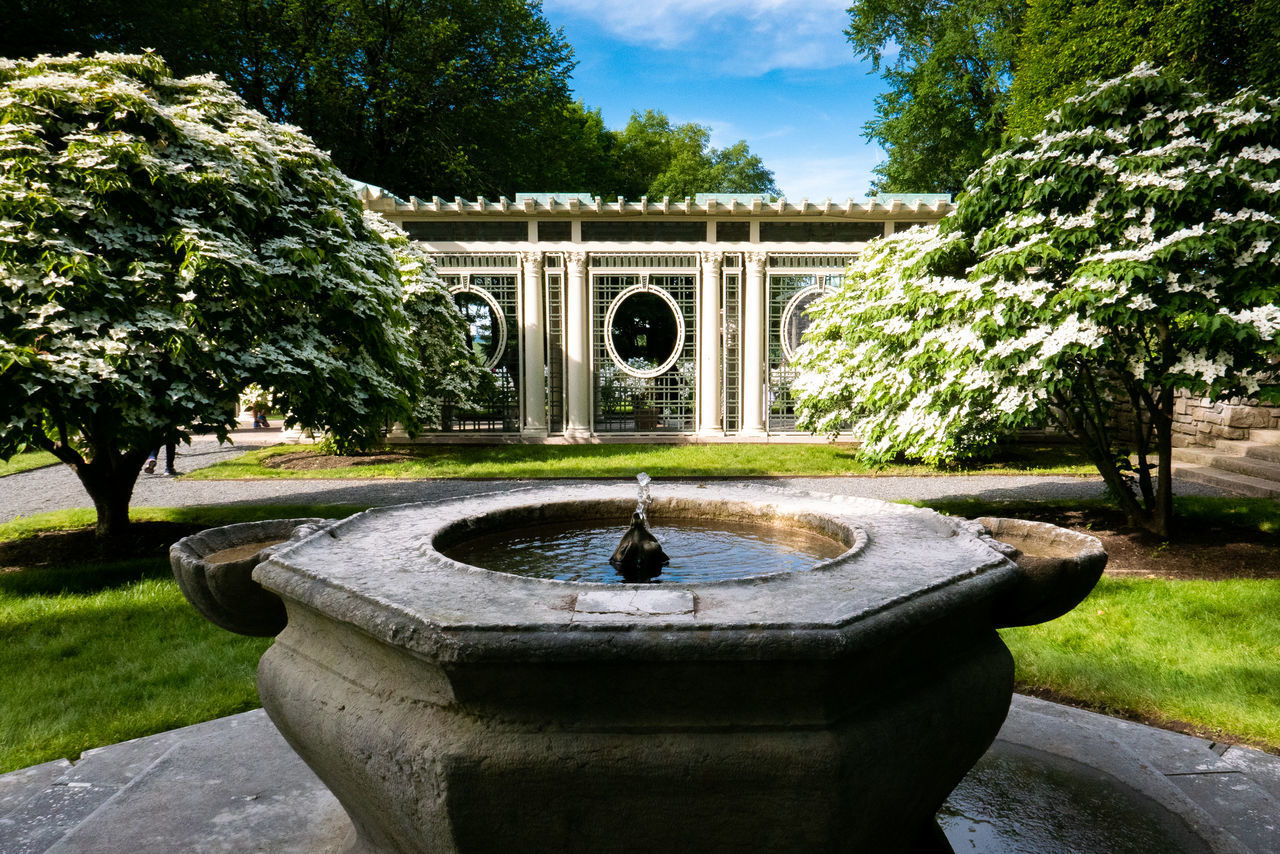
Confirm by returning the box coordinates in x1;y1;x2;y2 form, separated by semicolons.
143;438;179;476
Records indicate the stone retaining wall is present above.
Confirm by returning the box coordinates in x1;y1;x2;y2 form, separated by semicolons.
1172;390;1280;447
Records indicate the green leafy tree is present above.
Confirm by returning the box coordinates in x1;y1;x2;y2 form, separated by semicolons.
0;0;581;201
0;53;423;540
616;110;779;199
1008;0;1280;136
795;66;1280;536
846;0;1024;194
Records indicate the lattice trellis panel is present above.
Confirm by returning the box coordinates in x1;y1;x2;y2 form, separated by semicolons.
545;270;565;434
592;273;698;433
437;273;521;432
766;273;841;433
721;268;742;434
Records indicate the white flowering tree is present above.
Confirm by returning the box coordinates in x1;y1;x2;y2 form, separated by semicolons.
0;53;422;540
795;65;1280;537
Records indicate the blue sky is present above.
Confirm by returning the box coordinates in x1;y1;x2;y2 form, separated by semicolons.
541;0;891;201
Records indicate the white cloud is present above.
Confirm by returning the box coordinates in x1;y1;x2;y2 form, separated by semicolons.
544;0;855;73
769;151;887;202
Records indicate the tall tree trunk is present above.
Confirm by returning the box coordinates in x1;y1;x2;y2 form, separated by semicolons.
69;451;147;545
1150;389;1177;540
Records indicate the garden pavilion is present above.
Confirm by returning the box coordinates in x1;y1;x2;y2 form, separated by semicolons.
360;189;953;442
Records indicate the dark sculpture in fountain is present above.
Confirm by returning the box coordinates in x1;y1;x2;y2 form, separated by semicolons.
609;511;670;582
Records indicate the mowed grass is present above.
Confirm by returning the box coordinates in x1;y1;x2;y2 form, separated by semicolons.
1002;577;1280;749
188;441;1095;480
0;504;362;773
0;450;60;477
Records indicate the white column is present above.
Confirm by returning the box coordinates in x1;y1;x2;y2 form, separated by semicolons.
564;251;592;437
741;250;767;435
698;252;723;435
520;252;547;436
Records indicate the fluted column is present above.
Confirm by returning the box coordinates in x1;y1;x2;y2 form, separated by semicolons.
741;250;767;435
698;252;723;435
564;251;592;437
520;252;547;436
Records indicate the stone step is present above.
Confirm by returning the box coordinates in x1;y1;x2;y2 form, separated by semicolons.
1174;447;1227;466
45;710;346;854
1172;464;1280;498
1245;443;1280;465
1211;453;1280;483
1246;428;1280;445
0;712;287;854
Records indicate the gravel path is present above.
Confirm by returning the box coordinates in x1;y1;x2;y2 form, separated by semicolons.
0;430;1230;524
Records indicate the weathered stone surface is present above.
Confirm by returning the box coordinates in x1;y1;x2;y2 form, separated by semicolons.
170;518;332;636
975;517;1106;628
0;760;70;822
45;710;349;854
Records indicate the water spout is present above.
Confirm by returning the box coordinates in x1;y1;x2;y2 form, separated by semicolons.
636;471;652;524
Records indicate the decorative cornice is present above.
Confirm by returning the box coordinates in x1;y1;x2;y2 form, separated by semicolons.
359;188;954;220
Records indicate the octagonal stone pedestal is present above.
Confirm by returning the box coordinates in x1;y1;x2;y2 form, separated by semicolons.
232;484;1104;854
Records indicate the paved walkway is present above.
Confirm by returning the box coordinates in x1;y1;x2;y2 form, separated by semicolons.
0;427;1229;523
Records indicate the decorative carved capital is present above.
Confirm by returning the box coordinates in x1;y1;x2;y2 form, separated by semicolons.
565;250;588;270
699;251;723;273
519;251;542;274
745;250;768;269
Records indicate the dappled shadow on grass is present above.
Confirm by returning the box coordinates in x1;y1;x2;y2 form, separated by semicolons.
0;522;204;596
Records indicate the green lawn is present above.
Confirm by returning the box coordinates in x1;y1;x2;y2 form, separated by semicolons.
0;450;60;477
188;441;1096;480
1002;577;1280;748
2;497;1275;774
0;505;361;773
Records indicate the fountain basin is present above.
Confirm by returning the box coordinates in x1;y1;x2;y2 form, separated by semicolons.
168;517;330;636
194;484;1103;853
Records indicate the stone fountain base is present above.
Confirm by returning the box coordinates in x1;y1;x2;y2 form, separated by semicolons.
173;483;1108;854
260;596;1012;853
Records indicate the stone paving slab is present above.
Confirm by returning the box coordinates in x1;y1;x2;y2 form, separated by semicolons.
0;777;123;854
46;710;349;854
0;760;71;821
1168;773;1280;854
1223;746;1280;803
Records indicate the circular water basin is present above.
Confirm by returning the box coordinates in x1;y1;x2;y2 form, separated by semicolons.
440;516;849;583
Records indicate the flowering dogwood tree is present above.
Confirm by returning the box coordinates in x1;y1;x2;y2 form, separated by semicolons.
795;65;1280;537
0;53;422;540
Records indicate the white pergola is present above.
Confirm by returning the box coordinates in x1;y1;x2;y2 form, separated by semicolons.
361;189;953;442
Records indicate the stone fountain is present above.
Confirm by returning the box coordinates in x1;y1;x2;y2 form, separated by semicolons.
171;483;1106;854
